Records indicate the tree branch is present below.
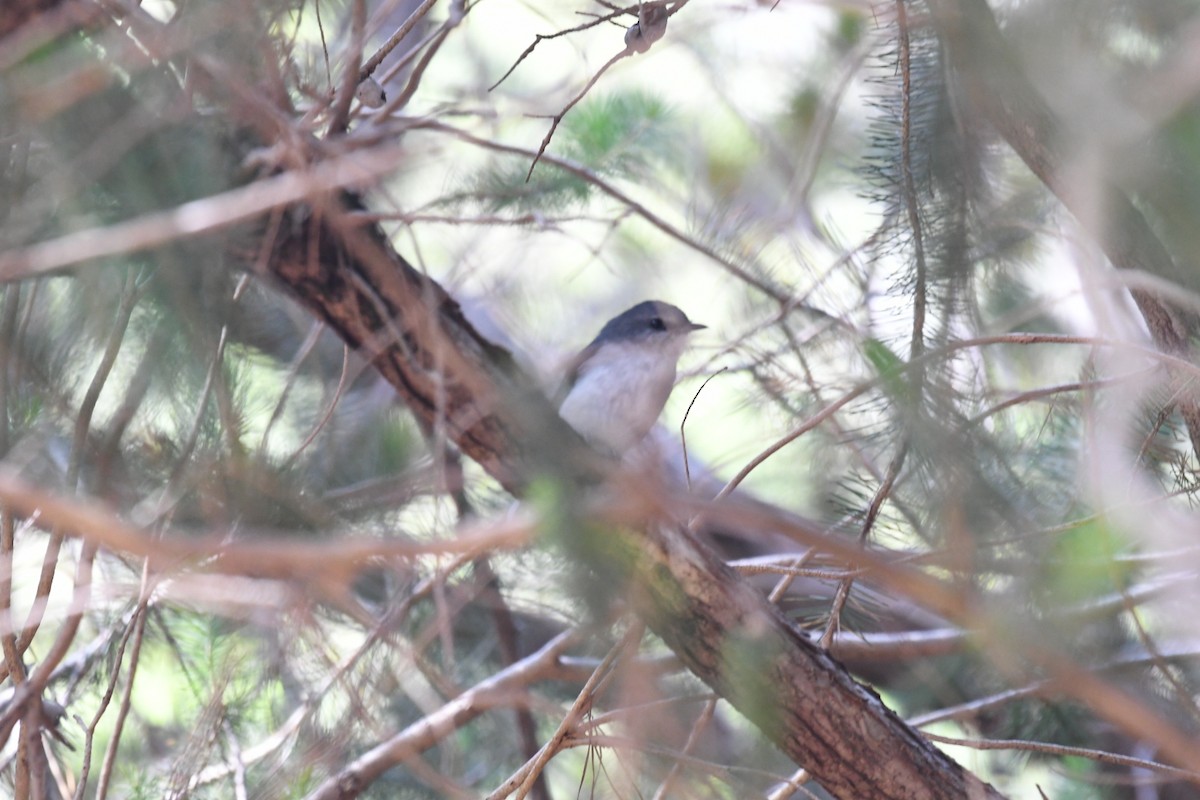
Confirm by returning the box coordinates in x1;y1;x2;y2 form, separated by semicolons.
260;196;1005;799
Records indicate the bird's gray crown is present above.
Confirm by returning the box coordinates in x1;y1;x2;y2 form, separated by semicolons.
588;300;704;347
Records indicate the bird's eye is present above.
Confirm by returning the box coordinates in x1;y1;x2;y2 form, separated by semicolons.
649;317;667;331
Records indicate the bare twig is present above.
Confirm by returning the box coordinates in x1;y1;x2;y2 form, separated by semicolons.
13;271;140;673
650;696;716;800
523;1;679;180
374;0;467;115
358;0;439;84
412;120;787;299
525;49;630;182
679;367;725;491
283;343;355;467
302;629;581;800
258;320;326;455
92;598;149;800
710;333;1200;504
921;731;1200;785
488;4;636;92
0;144;413;282
819;442;908;649
487;623;643;800
327;0;367;135
0;542;96;746
0;470;537;579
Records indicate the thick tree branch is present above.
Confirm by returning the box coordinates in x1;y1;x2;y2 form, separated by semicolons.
260;197;1004;799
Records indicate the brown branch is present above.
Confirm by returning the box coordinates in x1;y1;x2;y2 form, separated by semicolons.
257;194;1005;799
0;471;536;577
303;629;581;800
357;0;439;84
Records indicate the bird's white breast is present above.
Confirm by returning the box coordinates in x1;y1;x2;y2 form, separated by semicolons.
558;340;683;454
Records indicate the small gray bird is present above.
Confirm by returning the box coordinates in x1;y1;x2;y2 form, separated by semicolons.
557;300;705;455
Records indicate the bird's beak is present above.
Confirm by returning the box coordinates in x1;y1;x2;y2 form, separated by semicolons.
687;322;706;332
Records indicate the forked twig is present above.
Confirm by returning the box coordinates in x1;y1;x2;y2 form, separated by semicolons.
496;2;677;181
488;4;637;93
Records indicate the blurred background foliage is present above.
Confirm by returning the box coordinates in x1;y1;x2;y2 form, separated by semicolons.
3;0;1200;798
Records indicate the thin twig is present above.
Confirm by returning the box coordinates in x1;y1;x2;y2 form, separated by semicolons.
488;4;637;92
93;599;149;800
283;343;355;467
413;120;786;299
327;0;366;135
377;0;467;114
258;320;326;455
358;0;439;83
819;442;908;649
525;49;630;181
710;332;1198;505
302;629;581;800
488;622;643;800
921;731;1200;784
74;605;145;800
679;367;725;492
650;697;716;800
0;542;96;745
15;271;140;665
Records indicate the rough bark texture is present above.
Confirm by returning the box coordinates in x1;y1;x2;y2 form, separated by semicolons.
262;199;1005;799
264;197;561;492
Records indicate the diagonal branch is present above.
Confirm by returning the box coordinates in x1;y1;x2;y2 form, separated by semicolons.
304;629;582;800
259;194;1006;799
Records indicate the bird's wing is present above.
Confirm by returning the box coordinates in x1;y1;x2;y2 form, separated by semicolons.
551;341;600;407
